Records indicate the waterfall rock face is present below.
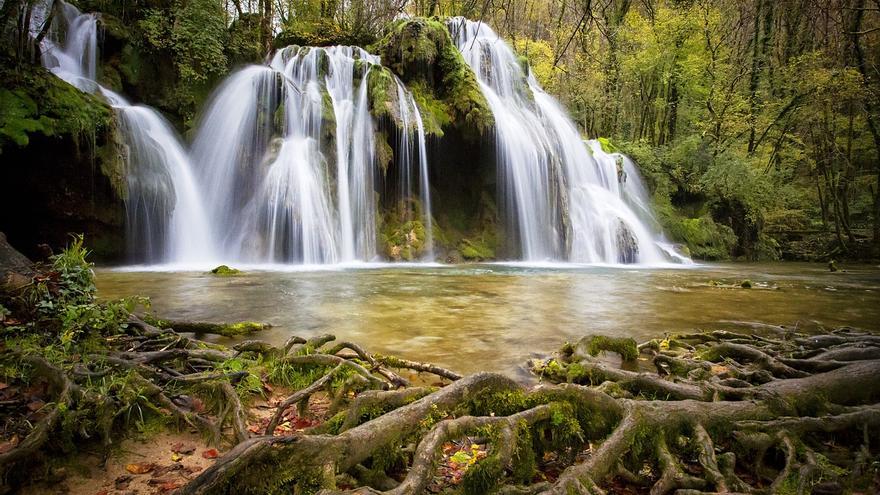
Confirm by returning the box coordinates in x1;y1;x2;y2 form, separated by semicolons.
11;3;686;266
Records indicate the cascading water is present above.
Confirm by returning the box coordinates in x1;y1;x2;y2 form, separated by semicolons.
36;1;214;264
37;1;98;92
192;45;434;263
393;80;434;260
448;18;681;264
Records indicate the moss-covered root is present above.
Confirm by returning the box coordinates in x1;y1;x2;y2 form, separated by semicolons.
576;335;639;361
142;314;271;336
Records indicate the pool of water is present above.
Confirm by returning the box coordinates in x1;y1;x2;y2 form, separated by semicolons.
95;262;880;376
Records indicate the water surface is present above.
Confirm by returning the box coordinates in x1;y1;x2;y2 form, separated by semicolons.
95;262;880;376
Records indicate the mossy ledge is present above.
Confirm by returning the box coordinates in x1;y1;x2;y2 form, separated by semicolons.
371;17;493;140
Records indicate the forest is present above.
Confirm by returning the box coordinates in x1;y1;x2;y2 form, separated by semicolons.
1;0;880;494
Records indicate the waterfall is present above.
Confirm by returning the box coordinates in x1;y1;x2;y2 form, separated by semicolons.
192;45;434;263
393;80;434;260
448;18;680;264
32;2;681;266
37;1;98;92
37;1;215;264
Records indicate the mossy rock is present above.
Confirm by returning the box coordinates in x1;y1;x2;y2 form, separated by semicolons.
367;66;398;121
210;264;241;276
661;213;737;261
381;217;428;261
459;236;495;261
371;18;493;139
0;63;114;152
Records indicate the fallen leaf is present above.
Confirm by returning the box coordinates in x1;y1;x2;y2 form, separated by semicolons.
26;399;46;412
125;463;154;474
171;453;183;462
201;448;219;459
0;382;8;390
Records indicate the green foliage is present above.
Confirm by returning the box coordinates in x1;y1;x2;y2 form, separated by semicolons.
139;0;228;124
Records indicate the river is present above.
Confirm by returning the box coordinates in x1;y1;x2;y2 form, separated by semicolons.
96;262;880;376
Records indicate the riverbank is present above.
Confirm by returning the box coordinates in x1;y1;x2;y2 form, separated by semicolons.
3;237;880;495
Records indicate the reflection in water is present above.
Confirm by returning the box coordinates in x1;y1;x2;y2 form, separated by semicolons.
96;263;880;375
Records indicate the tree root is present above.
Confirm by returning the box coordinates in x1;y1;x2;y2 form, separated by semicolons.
4;317;880;495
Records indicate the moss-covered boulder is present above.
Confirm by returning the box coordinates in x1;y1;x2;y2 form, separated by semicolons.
0;61;126;261
371;18;492;140
381;212;428;261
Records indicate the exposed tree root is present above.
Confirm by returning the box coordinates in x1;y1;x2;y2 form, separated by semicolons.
3;315;880;495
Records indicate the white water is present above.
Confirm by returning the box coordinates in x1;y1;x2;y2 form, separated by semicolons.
191;46;435;263
37;2;214;263
449;18;681;264
393;80;434;260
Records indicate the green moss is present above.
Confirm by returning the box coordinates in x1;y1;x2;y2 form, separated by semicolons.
0;64;113;152
459;235;496;261
465;389;528;417
408;81;448;136
740;279;752;288
141;315;269;336
367;67;396;120
371;18;493;138
510;422;537;483
381;213;428;261
661;212;737;261
374;130;394;175
581;335;638;361
597;136;618;153
461;455;503;495
210;264;241;275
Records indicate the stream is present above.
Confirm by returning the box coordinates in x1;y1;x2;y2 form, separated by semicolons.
96;262;880;376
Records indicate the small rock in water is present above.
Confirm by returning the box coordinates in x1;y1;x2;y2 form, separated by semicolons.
210;265;240;276
740;280;752;289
